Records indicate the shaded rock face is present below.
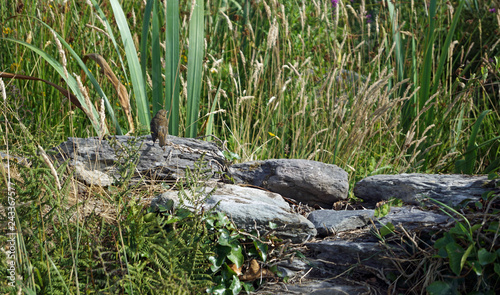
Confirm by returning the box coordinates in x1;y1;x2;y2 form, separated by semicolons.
51;136;226;185
354;173;499;206
229;159;349;208
151;183;317;243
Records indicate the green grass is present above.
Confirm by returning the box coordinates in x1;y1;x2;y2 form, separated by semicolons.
1;0;500;293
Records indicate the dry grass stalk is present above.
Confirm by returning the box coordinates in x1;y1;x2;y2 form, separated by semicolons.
38;145;62;191
50;29;69;80
83;53;134;135
75;74;100;132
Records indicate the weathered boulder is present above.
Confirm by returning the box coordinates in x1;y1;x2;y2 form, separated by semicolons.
354;173;499;206
51;135;226;185
151;183;317;243
229;159;348;208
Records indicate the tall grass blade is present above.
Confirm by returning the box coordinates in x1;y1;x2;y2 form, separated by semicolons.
186;0;204;138
151;0;163;114
109;0;150;132
140;0;154;80
430;0;465;96
205;83;222;139
455;110;491;174
387;0;404;84
419;0;437;127
165;0;181;135
90;0;130;88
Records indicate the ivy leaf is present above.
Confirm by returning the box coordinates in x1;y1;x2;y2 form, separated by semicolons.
478;248;496;265
227;244;244;268
426;280;459;295
253;240;269;262
494;263;500;277
445;242;465;276
229;275;242;295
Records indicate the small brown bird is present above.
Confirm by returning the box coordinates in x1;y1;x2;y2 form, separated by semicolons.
150;109;169;147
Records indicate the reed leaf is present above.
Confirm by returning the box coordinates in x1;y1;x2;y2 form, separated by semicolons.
140;0;154;81
151;0;163;115
419;0;437;127
431;0;465;96
165;0;181;136
186;0;204;138
109;0;150;132
455;110;491;174
205;83;222;139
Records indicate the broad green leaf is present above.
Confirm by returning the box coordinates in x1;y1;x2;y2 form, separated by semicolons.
380;222;396;237
478;248;496;265
426;281;458;295
229;275;242;295
445;242;465;276
227;244;243;268
494;263;500;277
470;260;483;276
218;229;232;246
253;240;269;262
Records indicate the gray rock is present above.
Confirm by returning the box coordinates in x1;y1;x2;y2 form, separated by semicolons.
151;183;317;243
306;240;400;268
74;162;114;186
277;259;310;271
256;280;369;294
229;159;348;208
354;173;499;206
51;136;226;185
307;210;373;236
377;206;451;230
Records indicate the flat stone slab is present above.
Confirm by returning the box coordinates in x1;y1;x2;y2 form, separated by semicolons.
151;183;316;243
306;240;400;268
51;136;226;185
353;173;499;206
229;159;349;208
378;206;451;229
307;210;373;236
255;280;369;295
